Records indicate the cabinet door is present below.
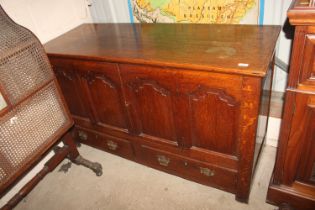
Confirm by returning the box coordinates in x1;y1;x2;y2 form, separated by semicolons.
283;93;315;185
119;64;179;146
177;71;242;156
74;61;129;131
51;58;90;120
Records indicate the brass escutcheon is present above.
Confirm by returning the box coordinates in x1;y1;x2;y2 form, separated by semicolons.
78;130;88;141
200;167;215;177
107;140;118;151
157;155;170;166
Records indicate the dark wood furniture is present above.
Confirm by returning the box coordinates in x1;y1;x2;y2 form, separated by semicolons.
45;23;280;202
0;6;102;210
267;0;315;209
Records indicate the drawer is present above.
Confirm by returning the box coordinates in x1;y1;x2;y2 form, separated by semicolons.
75;127;134;160
136;144;237;193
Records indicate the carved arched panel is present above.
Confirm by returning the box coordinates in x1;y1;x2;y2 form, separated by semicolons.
54;67;89;118
188;86;239;155
128;79;177;142
86;73;128;129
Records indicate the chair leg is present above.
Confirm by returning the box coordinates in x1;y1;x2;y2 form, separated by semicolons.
62;130;103;176
1;146;70;210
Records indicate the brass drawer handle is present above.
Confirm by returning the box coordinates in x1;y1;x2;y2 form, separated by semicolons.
157;155;170;166
107;140;118;151
200;167;215;177
78;130;88;141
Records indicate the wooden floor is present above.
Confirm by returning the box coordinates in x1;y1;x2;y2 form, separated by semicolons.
15;144;277;210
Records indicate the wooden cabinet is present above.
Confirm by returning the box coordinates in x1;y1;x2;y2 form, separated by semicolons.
45;23;280;202
267;1;315;209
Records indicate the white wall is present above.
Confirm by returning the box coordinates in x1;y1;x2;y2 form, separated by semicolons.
0;0;92;43
89;0;130;23
264;0;292;92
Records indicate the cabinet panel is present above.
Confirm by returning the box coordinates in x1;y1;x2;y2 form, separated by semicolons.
128;79;177;141
87;74;127;128
74;61;129;131
120;64;178;144
51;59;90;119
299;34;315;87
296;95;315;184
177;71;242;155
188;86;240;155
283;93;315;185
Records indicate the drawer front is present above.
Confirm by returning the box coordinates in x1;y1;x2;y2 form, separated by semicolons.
136;144;237;193
75;127;134;159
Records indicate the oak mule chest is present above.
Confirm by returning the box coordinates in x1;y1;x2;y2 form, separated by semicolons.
45;24;280;202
